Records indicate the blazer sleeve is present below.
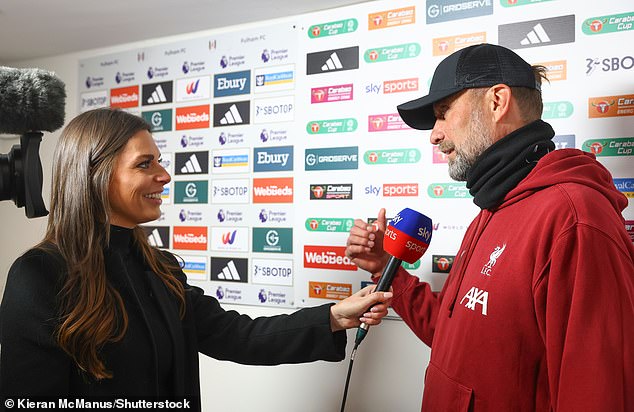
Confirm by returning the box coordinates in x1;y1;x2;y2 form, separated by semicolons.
0;249;72;398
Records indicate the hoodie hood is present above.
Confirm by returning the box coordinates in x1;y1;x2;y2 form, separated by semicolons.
499;148;628;213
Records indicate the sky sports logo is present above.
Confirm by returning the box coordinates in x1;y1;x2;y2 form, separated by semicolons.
498;15;575;50
253;146;294;172
426;0;492;24
214;70;251;97
305;147;358;171
306;46;359;75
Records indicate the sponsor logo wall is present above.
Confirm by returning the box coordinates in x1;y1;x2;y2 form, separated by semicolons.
78;0;633;309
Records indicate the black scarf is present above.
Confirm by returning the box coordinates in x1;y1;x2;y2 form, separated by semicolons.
466;119;555;210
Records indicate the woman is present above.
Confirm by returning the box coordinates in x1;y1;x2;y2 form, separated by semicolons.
0;108;391;408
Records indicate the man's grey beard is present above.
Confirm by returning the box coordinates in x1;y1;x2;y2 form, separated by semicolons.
444;108;494;181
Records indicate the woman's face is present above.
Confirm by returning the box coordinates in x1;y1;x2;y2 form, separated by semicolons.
108;129;170;228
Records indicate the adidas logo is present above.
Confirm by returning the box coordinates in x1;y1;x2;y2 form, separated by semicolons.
180;154;203;173
147;229;164;247
520;23;551;45
216;260;241;280
147;85;168;104
321;52;344;71
220;104;244;125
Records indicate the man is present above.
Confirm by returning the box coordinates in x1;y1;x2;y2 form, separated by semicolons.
346;43;634;411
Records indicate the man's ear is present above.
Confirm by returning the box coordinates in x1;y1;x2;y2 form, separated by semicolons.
486;84;512;123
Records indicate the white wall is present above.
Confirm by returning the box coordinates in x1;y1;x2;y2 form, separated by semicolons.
0;23;431;412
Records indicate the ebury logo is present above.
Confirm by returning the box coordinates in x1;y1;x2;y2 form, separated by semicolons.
613;178;634;198
552;134;576;150
306;218;354;232
214;70;251;97
308;18;358;38
498;15;575;50
428;183;472;198
175;151;209;175
582;137;634;157
364;148;421;165
311;84;353;104
110;85;139;108
481;244;506;276
142;109;173;133
426;0;493;24
309;184;353;200
306;118;358;134
142;81;173;105
80;90;108;112
210;227;249;252
364;43;421;63
542;102;574;119
586;55;634;76
383;183;418;197
212;148;250;174
432;255;455;273
213;101;250;127
306;46;359;75
176;76;211;102
583;12;634;35
368;114;409;131
383;78;419;94
253;177;294;203
142;226;170;249
211;257;248;283
253;146;294;172
501;0;553;7
254;64;295;93
305;147;358;171
173;226;208;251
433;32;486;56
536;60;567;81
304;246;357;271
309;281;352;300
252;228;293;253
588;94;634;118
368;6;416;30
175;105;210;130
174;181;208;204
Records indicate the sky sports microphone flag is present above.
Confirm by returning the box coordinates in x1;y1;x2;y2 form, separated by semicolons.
383;207;432;264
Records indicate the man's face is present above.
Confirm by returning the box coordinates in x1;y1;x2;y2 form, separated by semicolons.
430;89;494;181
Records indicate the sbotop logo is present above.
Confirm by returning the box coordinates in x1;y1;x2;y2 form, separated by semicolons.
252;228;293;254
433;32;486;56
213;101;251;127
211;179;250;204
582;137;634;156
80;90;108;112
253;95;294;124
308;281;352;300
214;70;251;97
586;55;634;76
175;151;209;175
210;227;250;252
368;114;409;132
306;46;359;75
498;15;575;50
309;184;353;200
176;76;211;102
110;85;139;108
306;118;358;134
311;84;353;104
583;12;634;36
308;18;358;38
141;81;173;105
212;148;250;174
173;226;208;251
253;146;294;172
368;6;416;30
588;94;634;118
252;259;293;286
364;43;421;63
254;64;295;93
253;177;294;203
304;246;357;271
174;180;208;204
141;109;173;133
426;0;493;24
211;257;248;283
305;147;358;171
175;105;210;130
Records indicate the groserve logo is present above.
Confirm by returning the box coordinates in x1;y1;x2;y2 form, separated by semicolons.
305;147;358;171
426;0;493;24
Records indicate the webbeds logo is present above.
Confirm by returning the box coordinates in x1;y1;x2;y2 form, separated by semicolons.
537;60;567;81
173;226;208;251
175;105;210;130
252;177;294;203
498;15;575;50
110;85;139;108
304;246;357;271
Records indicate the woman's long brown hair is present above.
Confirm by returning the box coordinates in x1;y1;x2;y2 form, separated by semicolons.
40;108;185;380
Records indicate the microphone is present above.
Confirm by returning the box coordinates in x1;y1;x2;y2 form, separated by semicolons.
355;207;433;346
0;66;66;218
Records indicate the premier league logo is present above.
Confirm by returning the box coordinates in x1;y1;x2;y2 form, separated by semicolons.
220;56;228;69
182;61;189;74
218;132;227;145
216;286;224;300
147;66;154;79
260;129;269;142
261;49;270;63
258;289;267;303
178;209;187;222
85;77;92;89
259;209;268;223
217;209;226;222
115;72;122;84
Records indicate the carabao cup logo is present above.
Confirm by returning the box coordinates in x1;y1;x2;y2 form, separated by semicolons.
383;208;432;263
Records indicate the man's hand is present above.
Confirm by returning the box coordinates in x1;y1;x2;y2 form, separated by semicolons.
330;285;393;332
345;208;390;278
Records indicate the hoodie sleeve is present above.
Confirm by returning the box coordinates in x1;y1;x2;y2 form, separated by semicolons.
533;223;634;412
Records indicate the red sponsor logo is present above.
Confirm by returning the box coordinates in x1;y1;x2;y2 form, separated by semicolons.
303;245;357;271
175;105;210;130
110;85;139;108
383;78;419;94
253;177;294;203
383;183;419;197
173;226;208;250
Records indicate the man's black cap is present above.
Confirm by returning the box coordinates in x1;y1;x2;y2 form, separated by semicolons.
397;43;540;130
